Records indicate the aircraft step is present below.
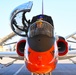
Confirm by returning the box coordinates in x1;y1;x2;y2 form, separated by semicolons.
31;72;52;75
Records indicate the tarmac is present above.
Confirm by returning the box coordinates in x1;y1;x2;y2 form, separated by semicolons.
0;57;76;75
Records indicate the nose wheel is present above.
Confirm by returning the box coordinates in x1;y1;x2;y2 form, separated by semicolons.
31;72;52;75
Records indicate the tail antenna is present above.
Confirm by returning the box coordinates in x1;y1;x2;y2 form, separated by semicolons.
42;0;44;15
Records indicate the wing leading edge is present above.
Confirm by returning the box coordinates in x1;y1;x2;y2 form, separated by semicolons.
0;51;23;60
59;50;76;60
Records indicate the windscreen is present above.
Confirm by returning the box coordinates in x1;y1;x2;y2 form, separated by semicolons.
28;20;54;37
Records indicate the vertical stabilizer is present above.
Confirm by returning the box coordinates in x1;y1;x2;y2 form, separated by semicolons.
42;0;44;15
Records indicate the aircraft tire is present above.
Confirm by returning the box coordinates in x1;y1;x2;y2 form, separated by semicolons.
31;72;52;75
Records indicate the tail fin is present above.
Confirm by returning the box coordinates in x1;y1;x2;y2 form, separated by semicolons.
42;0;44;15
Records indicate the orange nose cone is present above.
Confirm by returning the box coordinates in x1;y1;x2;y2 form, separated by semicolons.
25;45;57;74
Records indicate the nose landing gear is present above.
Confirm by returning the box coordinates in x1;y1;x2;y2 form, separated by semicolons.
31;72;52;75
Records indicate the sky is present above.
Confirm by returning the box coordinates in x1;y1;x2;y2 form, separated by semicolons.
0;0;76;39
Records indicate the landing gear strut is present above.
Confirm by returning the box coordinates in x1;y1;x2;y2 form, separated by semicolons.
31;72;52;75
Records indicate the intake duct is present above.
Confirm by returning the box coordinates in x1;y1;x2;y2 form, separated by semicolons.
16;39;26;57
57;36;68;56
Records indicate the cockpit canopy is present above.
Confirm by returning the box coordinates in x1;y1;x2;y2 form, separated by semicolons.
28;20;54;37
31;14;54;26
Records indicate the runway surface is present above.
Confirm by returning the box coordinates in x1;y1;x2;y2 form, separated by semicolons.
0;57;76;75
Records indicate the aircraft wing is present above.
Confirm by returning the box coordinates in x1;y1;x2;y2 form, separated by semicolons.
0;51;76;60
59;50;76;60
0;51;23;60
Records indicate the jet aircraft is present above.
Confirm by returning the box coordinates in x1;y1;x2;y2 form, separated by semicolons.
0;1;76;75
